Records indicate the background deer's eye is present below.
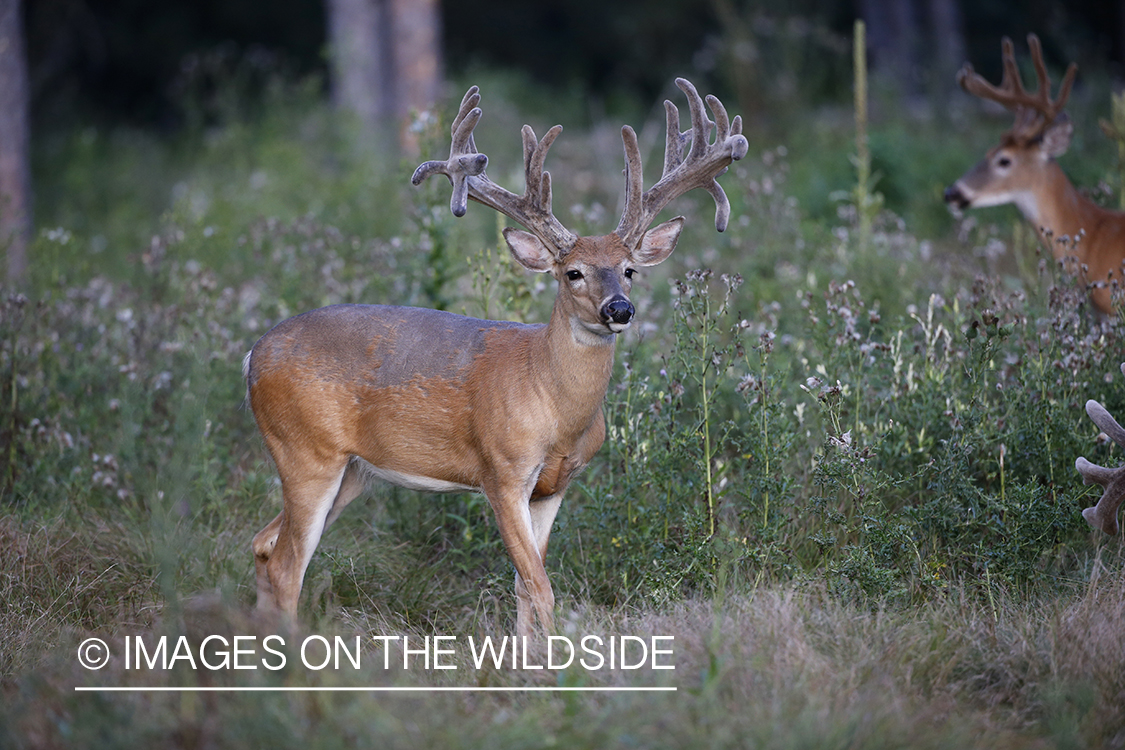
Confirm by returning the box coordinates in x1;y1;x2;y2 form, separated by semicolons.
566;270;583;281
997;156;1012;168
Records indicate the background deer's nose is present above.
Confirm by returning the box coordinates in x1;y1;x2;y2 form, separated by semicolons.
603;297;635;325
943;184;970;209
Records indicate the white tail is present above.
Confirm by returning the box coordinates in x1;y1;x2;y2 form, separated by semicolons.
944;34;1125;314
245;79;748;636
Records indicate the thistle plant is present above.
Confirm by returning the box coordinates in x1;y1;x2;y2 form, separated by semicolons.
666;269;745;538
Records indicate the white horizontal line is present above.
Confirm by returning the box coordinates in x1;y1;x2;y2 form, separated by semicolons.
75;686;677;693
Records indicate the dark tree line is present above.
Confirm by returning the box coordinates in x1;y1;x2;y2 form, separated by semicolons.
18;0;1125;126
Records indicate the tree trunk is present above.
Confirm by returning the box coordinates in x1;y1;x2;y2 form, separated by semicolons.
389;0;441;153
1119;0;1125;70
0;0;30;284
927;0;966;88
327;0;390;143
326;0;441;154
860;0;919;95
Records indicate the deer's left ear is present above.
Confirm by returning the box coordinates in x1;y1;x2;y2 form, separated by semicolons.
633;217;684;267
504;228;554;272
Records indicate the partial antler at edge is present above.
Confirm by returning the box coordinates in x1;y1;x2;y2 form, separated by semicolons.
1075;363;1125;536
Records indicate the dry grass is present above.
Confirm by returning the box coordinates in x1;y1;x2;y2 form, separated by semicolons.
5;543;1125;748
0;515;159;676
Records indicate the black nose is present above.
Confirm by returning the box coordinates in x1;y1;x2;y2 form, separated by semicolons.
944;185;969;209
603;298;635;325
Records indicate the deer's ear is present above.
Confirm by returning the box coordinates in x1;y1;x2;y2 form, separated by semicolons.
504;228;554;272
1041;114;1073;159
633;217;684;267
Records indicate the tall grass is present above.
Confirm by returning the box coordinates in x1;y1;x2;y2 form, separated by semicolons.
3;59;1125;747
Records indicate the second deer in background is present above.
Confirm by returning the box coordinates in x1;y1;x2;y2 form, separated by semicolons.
944;34;1125;315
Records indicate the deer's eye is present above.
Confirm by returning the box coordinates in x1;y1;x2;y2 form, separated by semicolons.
624;268;636;279
997;156;1012;168
566;270;583;281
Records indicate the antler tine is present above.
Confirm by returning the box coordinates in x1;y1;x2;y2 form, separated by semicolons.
1027;34;1050;100
706;93;735;151
1075;363;1125;535
412;86;577;256
684;79;712;161
1028;34;1078;115
1088;399;1125;448
452;85;482;154
661;99;689;178
412;87;489;217
615;78;749;249
955;34;1079;144
956;38;1028;111
1000;36;1026;100
523;124;558;220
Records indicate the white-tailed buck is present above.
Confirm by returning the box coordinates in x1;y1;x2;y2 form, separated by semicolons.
1076;363;1125;535
245;79;748;635
944;34;1125;314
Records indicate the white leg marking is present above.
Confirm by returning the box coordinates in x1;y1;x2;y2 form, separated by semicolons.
294;466;349;583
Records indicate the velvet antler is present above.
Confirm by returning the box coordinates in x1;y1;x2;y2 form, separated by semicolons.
956;33;1078;145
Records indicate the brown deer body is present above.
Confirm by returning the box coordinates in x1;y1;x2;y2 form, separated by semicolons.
245;79;748;636
944;34;1125;314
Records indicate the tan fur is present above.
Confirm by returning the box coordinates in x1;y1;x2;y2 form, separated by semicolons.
948;146;1125;313
247;232;670;636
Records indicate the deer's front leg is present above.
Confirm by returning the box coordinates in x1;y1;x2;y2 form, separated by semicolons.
484;466;556;638
514;492;564;636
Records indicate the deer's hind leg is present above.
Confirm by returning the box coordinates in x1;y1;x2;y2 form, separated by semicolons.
253;459;366;616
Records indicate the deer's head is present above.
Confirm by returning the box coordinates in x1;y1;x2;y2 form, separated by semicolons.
944;34;1078;220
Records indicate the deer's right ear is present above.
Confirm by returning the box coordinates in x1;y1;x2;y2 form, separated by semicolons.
503;228;554;273
633;217;684;267
1041;114;1073;159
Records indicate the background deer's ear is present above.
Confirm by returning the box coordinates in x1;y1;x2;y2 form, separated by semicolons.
633;217;684;267
503;228;554;272
1041;113;1073;159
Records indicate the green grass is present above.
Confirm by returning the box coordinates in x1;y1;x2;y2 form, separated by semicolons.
4;64;1125;747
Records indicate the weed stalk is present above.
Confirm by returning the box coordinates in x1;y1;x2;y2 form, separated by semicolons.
850;20;882;251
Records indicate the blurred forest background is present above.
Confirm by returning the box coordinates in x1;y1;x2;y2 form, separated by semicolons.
3;0;1125;281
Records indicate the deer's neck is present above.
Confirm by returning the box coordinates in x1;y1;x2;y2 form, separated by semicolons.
535;297;616;424
1026;162;1106;262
